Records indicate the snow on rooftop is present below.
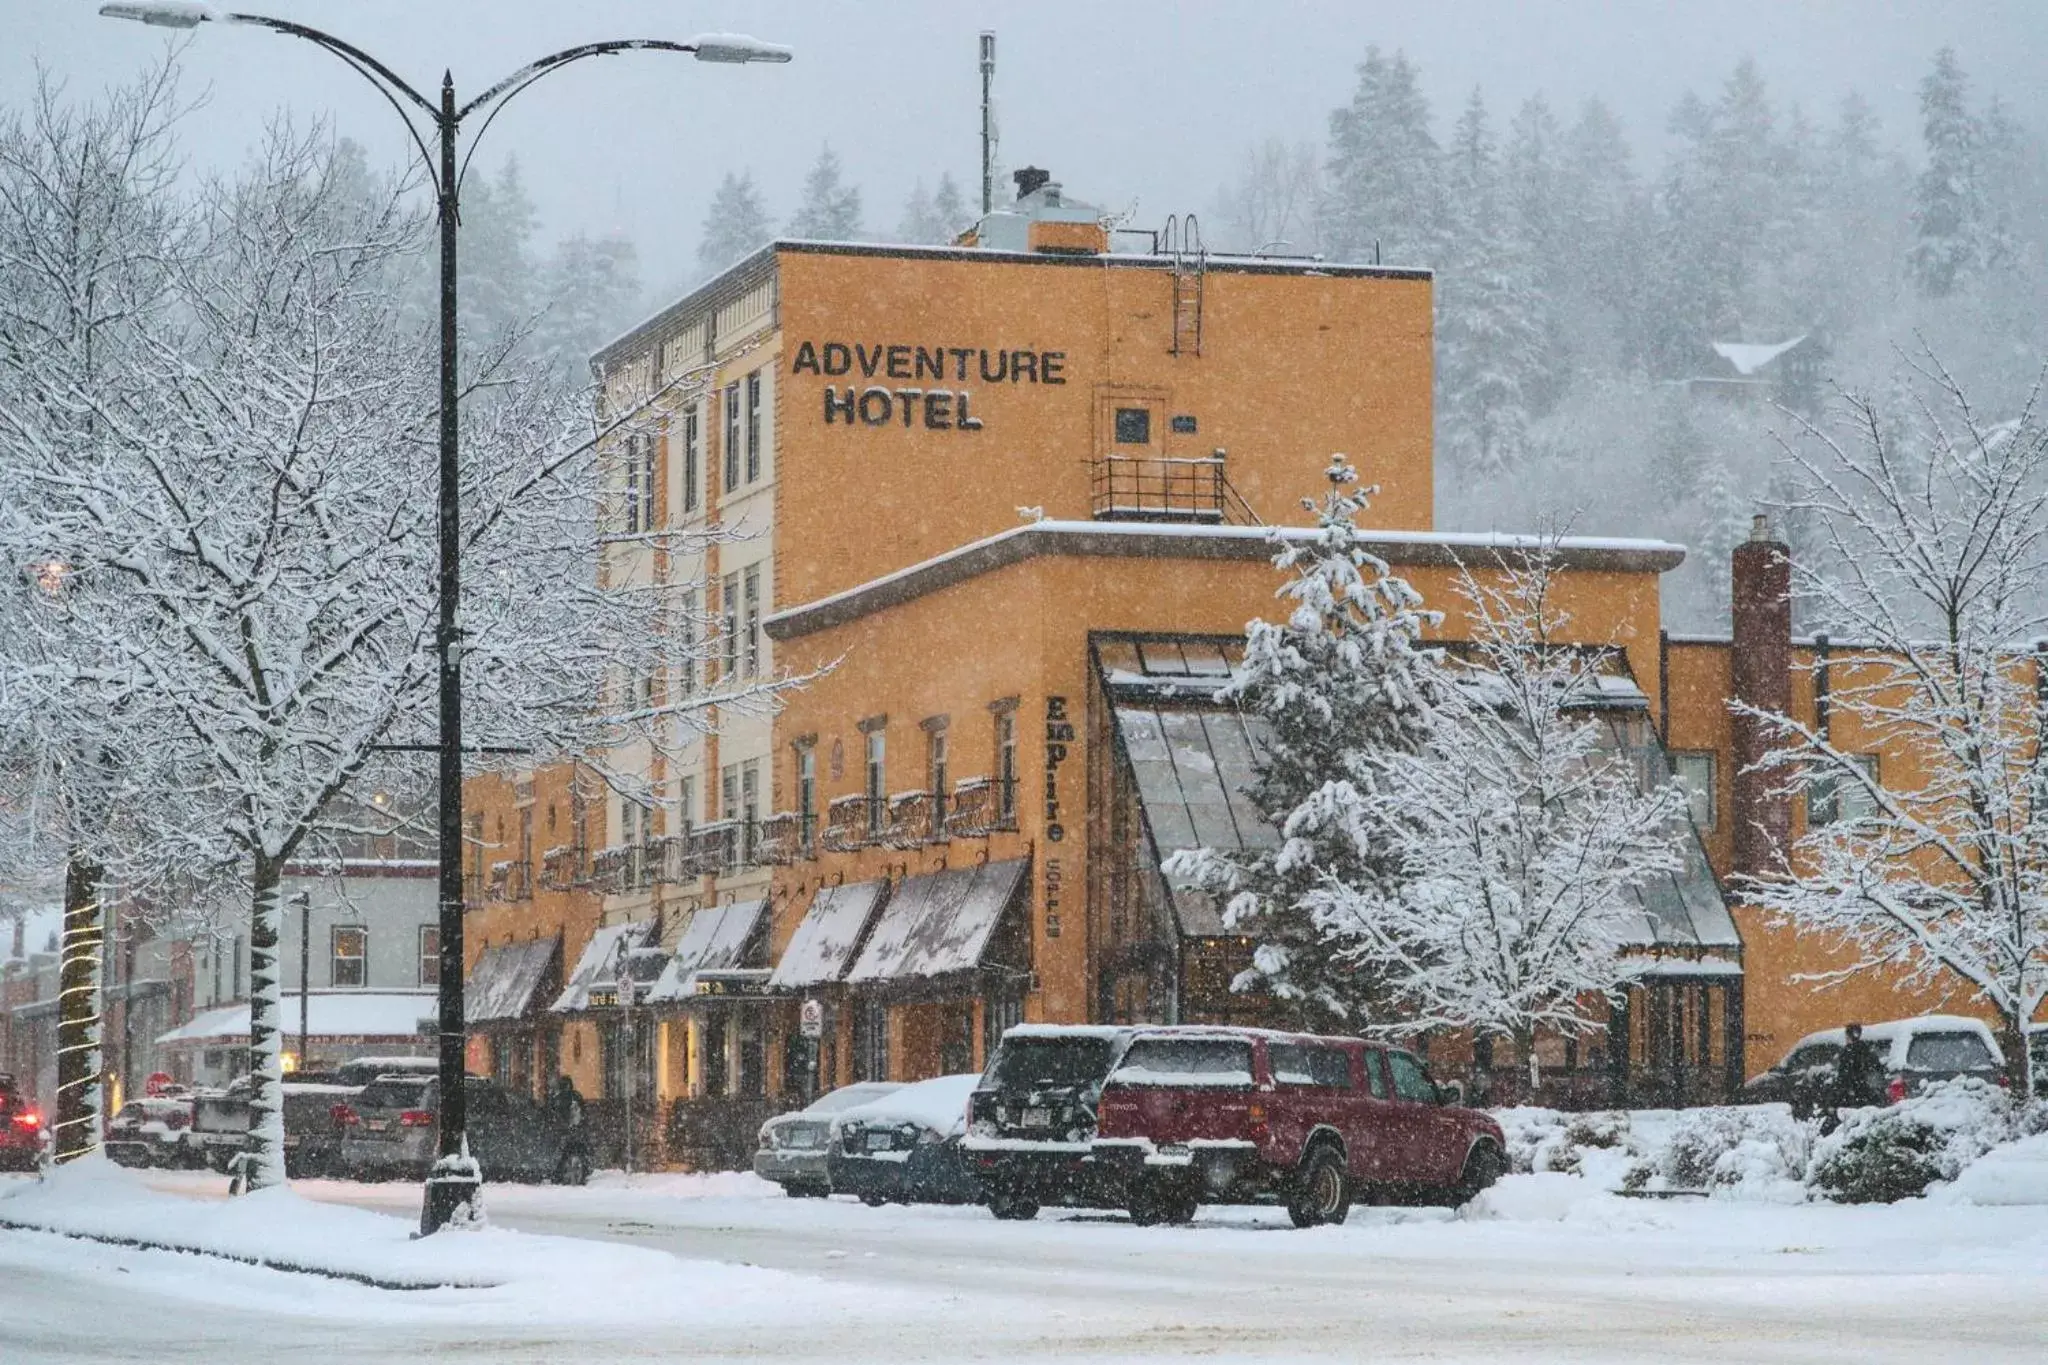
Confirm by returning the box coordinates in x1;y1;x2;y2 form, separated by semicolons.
156;991;434;1046
1711;335;1808;376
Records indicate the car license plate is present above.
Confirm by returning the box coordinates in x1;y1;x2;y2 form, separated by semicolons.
1021;1106;1051;1128
865;1131;894;1152
365;1119;389;1133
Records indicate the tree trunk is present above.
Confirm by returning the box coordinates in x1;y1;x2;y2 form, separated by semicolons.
1998;1011;2030;1101
53;850;104;1163
243;856;289;1189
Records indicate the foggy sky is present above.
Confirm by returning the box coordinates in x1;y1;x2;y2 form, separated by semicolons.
13;1;2046;300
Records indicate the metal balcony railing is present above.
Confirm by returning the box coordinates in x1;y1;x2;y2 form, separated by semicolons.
822;794;872;852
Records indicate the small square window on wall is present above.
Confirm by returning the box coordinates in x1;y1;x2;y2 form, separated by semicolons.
1113;407;1152;445
1670;752;1716;830
1808;754;1880;827
1170;414;1198;434
331;925;367;989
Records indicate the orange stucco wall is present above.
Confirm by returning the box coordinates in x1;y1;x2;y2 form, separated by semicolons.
771;247;1435;608
768;545;1669;1063
1662;640;2020;1074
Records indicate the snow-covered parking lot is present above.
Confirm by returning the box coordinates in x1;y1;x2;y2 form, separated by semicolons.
6;1163;2048;1363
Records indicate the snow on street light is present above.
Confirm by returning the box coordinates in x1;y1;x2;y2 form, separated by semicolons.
97;2;223;28
689;33;795;63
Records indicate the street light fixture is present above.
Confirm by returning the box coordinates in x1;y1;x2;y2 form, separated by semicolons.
99;2;790;1234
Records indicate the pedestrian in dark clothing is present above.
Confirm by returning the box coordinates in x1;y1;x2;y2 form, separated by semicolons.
550;1076;585;1130
1820;1023;1883;1135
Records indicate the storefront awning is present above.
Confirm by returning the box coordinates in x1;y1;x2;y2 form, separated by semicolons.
767;880;889;991
551;921;658;1013
464;936;560;1026
845;858;1028;985
648;898;768;1003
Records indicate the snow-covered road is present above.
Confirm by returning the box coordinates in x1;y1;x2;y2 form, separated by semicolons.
6;1169;2048;1363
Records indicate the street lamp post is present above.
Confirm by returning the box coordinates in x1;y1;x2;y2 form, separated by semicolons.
99;2;790;1233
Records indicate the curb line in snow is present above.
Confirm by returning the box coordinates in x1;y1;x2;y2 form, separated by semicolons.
0;1217;501;1291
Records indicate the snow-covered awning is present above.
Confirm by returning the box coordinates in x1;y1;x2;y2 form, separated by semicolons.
1711;335;1808;376
551;921;660;1013
464;936;560;1026
155;991;435;1047
1112;705;1276;939
767;880;889;991
845;859;1030;985
647;899;768;1004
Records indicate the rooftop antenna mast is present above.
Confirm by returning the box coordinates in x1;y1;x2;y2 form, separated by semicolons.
979;31;996;214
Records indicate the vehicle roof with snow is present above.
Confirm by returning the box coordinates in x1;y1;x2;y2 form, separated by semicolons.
1788;1014;2003;1062
831;1073;981;1137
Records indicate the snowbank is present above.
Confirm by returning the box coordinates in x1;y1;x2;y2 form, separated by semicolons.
1940;1133;2048;1206
0;1156;886;1328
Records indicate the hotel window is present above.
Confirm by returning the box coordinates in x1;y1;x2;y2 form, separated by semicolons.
331;926;367;989
721;764;742;869
865;729;887;836
796;745;817;854
723;383;741;495
742;564;762;678
1113;406;1152;445
641;430;657;529
677;775;696;837
745;370;763;483
925;723;950;836
677;588;699;695
721;572;740;681
1670;752;1717;830
682;405;701;514
741;760;760;864
995;709;1018;824
1809;754;1880;827
417;926;440;988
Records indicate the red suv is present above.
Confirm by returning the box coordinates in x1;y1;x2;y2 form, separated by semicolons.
964;1025;1506;1227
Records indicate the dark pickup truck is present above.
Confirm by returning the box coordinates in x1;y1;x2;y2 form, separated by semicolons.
964;1024;1506;1227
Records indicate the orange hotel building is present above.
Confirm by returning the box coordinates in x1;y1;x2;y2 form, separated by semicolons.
458;176;2036;1166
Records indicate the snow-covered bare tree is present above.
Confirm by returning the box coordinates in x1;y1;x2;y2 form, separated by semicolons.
1744;353;2048;1094
4;113;801;1188
1296;541;1689;1069
0;60;198;1159
1212;138;1322;256
1165;462;1442;1027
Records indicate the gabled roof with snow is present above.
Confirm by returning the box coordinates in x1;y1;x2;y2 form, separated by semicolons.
1710;335;1809;377
155;991;435;1046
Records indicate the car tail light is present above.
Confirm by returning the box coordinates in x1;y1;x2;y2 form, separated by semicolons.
1995;1074;2010;1089
1248;1101;1269;1136
1886;1077;1906;1104
165;1109;190;1130
12;1110;39;1129
330;1104;359;1127
398;1109;435;1128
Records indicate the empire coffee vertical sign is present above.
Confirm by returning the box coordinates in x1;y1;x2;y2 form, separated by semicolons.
1042;697;1074;940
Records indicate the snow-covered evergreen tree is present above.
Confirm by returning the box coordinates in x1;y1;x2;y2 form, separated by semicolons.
1322;47;1439;265
1910;48;1990;298
1164;462;1442;1026
1297;540;1690;1065
1745;355;2048;1095
535;232;641;383
1438;90;1544;478
787;144;863;241
895;173;971;245
697;170;773;279
459;157;540;340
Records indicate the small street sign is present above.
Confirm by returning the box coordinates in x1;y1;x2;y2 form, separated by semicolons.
800;998;824;1039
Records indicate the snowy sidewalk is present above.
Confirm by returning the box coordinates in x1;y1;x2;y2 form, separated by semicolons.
0;1157;901;1331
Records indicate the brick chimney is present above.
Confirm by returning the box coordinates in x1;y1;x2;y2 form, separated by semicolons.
1730;513;1792;880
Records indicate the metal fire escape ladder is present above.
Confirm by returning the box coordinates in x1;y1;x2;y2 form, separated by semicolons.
1163;214;1206;357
